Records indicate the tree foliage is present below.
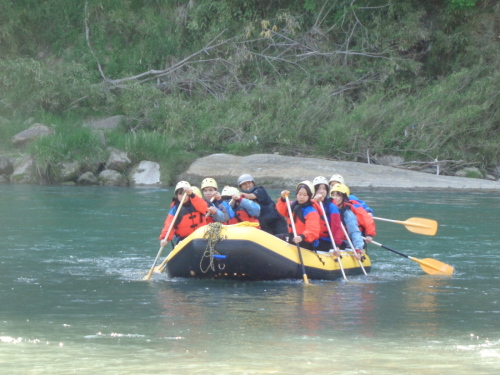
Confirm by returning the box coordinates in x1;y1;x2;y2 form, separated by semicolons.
0;0;499;173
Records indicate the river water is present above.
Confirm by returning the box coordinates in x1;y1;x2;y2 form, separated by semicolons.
1;185;499;374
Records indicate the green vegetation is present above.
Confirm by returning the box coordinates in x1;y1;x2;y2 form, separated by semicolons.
1;0;499;182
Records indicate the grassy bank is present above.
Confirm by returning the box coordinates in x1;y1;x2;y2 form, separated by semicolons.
1;0;499;182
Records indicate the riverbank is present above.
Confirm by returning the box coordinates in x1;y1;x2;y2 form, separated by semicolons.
2;151;500;191
180;154;500;191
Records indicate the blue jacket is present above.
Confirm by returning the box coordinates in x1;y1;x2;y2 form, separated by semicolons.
236;198;260;217
340;207;365;249
207;199;235;223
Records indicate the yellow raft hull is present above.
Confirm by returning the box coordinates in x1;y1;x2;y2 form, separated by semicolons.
163;223;371;281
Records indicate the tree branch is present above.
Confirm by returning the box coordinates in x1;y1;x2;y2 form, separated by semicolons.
84;1;107;82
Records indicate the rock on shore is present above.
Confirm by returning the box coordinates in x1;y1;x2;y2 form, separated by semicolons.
180;153;500;191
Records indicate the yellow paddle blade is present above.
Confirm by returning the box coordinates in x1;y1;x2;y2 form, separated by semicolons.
404;217;438;236
153;264;166;273
412;257;454;276
142;267;155;281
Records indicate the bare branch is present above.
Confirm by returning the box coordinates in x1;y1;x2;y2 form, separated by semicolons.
109;30;232;85
84;1;107;81
330;74;378;96
81;2;407;101
314;0;341;29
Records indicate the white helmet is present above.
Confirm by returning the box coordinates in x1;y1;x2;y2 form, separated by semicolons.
201;177;218;190
313;176;329;188
221;186;240;197
237;173;254;187
174;181;191;194
296;180;315;197
329;174;345;185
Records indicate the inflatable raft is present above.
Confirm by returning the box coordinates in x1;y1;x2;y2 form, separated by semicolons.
159;222;371;281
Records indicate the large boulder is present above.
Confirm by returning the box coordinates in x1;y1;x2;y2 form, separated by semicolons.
179;153;500;191
105;149;131;172
53;161;81;183
10;155;38;184
128;161;161;186
77;171;99;185
375;155;404;167
0;155;14;175
98;169;128;187
11;124;54;148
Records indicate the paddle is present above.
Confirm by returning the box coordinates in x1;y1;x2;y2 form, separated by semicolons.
318;202;346;280
143;192;187;281
204;196;216;217
339;222;368;276
285;195;309;284
373;217;438;236
369;239;454;276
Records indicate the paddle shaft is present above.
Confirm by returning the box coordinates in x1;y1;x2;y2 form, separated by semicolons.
370;239;411;258
204;196;216;217
373;217;428;229
339;221;368;276
143;192;187;281
285;196;309;284
370;239;454;275
319;202;346;280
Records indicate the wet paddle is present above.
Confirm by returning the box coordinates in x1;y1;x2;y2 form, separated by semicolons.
143;192;187;281
370;239;454;276
285;195;310;284
204;196;216;217
318;202;346;280
373;217;438;236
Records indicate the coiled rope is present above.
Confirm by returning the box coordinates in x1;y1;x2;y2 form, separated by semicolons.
200;222;227;273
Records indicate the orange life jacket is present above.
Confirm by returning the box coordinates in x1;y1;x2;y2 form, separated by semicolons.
227;206;260;227
159;195;208;241
276;198;321;243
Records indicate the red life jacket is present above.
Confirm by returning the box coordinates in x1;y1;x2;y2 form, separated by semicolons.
317;199;343;245
345;201;376;237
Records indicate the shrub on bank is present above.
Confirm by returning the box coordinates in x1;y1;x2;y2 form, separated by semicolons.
1;0;499;180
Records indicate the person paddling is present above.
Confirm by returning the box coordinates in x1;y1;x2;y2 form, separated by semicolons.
329;174;374;216
159;181;208;246
221;186;261;227
237;174;287;235
275;180;321;250
200;177;234;224
312;176;343;253
330;183;365;259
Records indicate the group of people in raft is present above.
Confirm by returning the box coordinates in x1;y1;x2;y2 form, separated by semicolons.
159;174;376;260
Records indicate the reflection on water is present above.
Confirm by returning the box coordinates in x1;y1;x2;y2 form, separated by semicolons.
1;186;500;374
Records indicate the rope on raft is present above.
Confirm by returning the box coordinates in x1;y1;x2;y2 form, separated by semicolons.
313;251;326;265
200;222;227;273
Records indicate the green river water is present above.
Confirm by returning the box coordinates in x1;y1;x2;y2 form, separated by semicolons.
1;185;499;374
